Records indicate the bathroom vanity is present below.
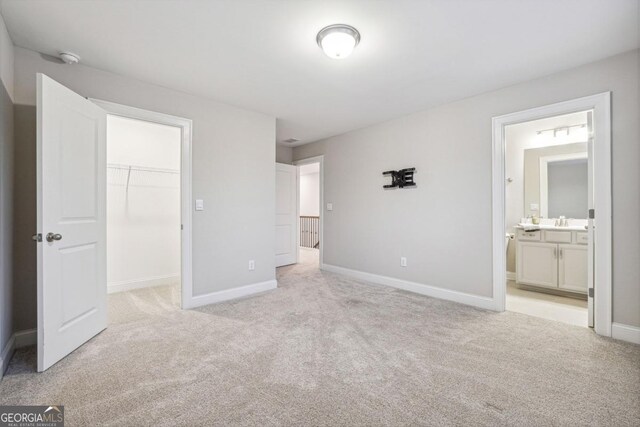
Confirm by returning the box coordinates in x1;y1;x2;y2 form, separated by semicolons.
515;225;588;295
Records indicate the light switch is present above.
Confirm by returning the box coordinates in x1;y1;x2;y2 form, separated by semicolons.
326;203;333;211
195;199;204;211
530;203;539;211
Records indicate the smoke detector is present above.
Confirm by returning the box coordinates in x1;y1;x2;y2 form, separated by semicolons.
59;52;80;65
283;138;300;144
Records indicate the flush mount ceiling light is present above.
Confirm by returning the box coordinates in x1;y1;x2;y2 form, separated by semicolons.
59;51;80;65
316;24;360;59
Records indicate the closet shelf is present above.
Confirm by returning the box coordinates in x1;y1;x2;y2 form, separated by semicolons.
107;163;179;175
107;163;180;192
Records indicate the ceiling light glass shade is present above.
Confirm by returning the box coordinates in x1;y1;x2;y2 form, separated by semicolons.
317;24;360;59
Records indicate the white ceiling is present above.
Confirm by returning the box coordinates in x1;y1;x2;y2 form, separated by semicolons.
1;0;637;146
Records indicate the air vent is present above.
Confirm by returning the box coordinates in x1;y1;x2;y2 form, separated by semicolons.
283;138;299;144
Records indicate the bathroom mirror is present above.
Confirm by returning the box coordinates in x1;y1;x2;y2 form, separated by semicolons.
523;142;588;220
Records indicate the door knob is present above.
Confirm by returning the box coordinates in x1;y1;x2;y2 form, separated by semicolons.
46;232;62;242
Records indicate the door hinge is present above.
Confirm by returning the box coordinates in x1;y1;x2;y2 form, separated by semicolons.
32;233;42;242
588;209;595;219
181;224;184;230
588;288;594;298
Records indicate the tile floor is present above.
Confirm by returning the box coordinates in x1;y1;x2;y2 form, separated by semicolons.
506;280;588;327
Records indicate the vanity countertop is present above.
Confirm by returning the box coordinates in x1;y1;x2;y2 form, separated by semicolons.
515;224;588;231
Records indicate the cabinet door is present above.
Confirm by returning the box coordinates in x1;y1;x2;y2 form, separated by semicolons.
516;242;558;288
558;244;588;293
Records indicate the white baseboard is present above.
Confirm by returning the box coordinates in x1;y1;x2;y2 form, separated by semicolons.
108;275;180;294
506;271;516;281
612;323;640;345
1;328;37;377
321;263;496;311
186;279;278;309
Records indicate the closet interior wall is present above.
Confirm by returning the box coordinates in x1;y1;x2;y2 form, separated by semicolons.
106;115;181;292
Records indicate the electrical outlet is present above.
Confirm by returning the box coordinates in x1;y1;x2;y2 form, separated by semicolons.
248;260;255;271
326;203;333;211
400;257;407;267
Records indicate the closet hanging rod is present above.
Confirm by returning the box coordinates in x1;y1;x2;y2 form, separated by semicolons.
107;163;180;175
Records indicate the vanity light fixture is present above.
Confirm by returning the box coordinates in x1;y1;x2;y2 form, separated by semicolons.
535;123;589;146
317;24;361;59
536;123;586;137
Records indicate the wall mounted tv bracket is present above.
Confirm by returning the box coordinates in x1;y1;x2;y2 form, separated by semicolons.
383;168;416;189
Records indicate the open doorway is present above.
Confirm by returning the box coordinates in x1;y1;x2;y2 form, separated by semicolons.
492;93;612;337
275;156;324;270
298;162;321;269
105;115;182;315
504;111;590;327
92;99;194;311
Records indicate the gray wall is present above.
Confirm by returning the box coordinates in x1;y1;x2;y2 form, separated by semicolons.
12;104;35;331
0;13;13;367
0;82;13;363
12;46;276;331
275;144;293;164
293;50;640;328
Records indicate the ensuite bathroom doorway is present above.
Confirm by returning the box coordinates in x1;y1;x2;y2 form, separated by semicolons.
504;111;592;327
493;93;613;337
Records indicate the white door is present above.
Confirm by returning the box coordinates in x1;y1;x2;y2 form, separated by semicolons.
558;244;588;293
36;74;107;371
275;163;297;267
516;242;558;288
586;110;595;328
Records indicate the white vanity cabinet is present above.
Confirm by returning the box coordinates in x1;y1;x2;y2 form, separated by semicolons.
515;228;588;295
517;241;558;287
558;244;588;293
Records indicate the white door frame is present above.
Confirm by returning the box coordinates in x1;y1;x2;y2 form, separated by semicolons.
293;155;324;266
90;99;193;309
492;92;612;337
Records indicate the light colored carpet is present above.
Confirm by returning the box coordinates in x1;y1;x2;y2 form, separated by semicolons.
1;250;639;426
